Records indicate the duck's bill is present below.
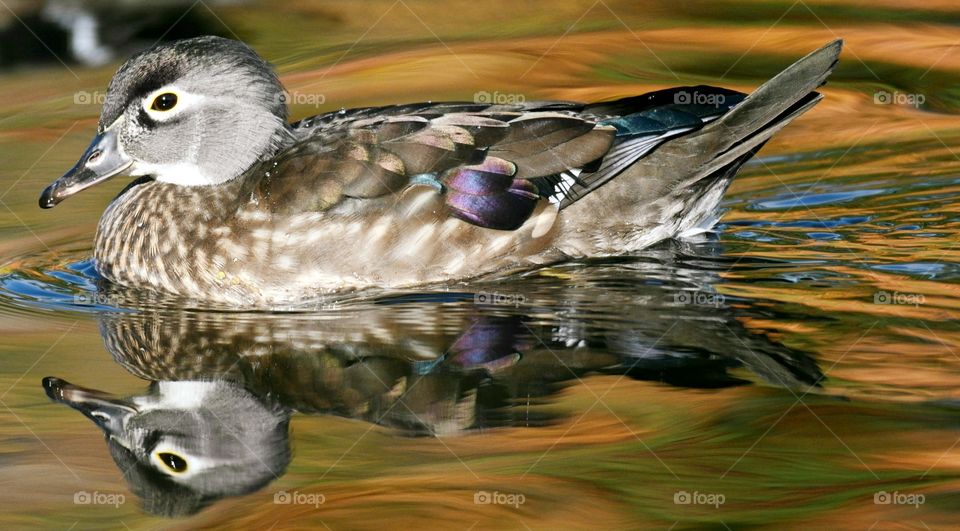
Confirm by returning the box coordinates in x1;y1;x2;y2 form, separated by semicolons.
42;376;137;437
39;128;132;209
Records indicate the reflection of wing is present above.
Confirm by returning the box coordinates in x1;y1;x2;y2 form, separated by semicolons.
250;90;743;230
603;320;824;390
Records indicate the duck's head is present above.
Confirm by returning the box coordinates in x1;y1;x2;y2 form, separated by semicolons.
43;377;291;516
40;35;290;208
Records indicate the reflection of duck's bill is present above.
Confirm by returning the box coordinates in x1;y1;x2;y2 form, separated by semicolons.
42;376;137;444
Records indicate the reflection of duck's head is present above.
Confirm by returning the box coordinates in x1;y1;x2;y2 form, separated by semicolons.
43;377;290;517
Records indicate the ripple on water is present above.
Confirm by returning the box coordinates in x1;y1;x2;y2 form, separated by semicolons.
868;262;950;278
750;188;888;210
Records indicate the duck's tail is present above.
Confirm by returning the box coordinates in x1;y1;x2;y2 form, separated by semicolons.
558;39;842;252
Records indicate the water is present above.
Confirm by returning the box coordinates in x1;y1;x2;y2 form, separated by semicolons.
1;0;960;528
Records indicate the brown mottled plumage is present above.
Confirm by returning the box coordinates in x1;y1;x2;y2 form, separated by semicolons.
41;36;842;304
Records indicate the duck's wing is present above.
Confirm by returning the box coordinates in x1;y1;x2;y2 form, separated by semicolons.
251;94;742;230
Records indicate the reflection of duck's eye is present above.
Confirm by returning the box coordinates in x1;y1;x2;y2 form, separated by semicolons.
150;92;178;111
157;452;188;473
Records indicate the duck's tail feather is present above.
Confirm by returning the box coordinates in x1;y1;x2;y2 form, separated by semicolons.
556;39;842;215
535;85;745;209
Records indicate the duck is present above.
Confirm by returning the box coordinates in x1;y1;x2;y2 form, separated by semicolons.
40;36;842;304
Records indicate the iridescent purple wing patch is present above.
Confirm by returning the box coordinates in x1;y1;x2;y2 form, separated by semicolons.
444;157;539;230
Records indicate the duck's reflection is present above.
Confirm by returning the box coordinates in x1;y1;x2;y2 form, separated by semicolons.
42;249;824;516
43;377;289;517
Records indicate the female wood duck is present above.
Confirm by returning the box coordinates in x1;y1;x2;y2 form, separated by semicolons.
40;36;841;304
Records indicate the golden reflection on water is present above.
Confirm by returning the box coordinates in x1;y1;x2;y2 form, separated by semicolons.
1;0;960;528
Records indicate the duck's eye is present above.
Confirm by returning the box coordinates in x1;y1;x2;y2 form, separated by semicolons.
157;452;188;473
150;93;178;112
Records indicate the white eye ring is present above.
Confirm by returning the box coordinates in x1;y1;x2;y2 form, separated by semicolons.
142;86;202;122
148;444;223;481
153;450;189;474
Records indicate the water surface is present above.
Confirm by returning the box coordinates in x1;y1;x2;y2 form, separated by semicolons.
1;0;960;528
